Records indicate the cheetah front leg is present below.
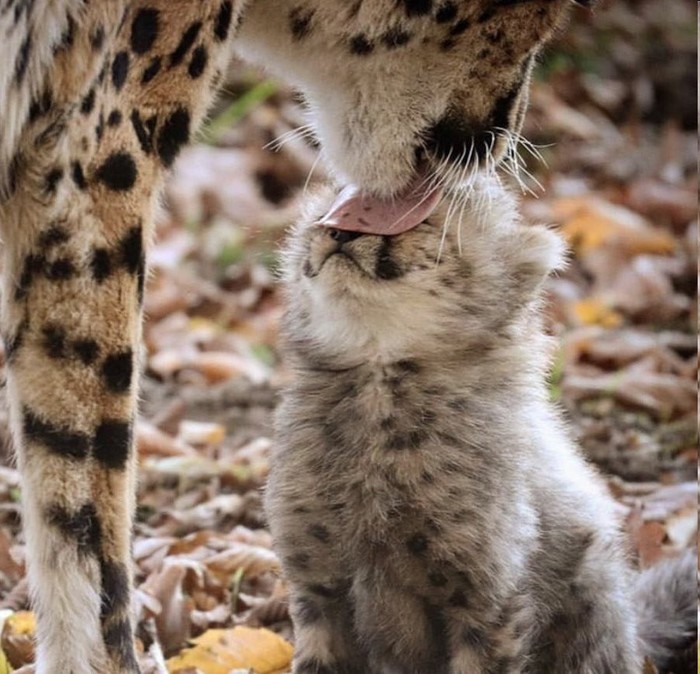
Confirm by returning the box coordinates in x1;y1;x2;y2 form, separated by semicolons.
1;183;146;673
0;1;243;671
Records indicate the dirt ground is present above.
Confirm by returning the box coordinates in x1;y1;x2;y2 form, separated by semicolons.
0;1;695;672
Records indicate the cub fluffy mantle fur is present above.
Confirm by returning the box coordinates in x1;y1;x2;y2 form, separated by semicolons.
267;180;696;674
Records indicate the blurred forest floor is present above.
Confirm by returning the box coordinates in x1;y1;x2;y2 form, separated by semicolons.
0;1;696;672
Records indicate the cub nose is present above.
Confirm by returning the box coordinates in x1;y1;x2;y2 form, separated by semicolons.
328;228;362;245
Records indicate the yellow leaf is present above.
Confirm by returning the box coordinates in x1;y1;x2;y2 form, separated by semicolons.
167;626;293;674
0;647;12;674
1;611;36;668
572;298;623;328
3;614;34;637
552;197;676;256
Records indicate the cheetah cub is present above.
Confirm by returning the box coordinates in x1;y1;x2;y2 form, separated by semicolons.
268;179;695;674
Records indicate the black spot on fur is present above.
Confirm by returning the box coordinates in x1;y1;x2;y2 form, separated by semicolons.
308;524;330;543
91;25;105;50
130;8;159;54
188;45;208;79
141;56;161;83
307;583;342;598
95;112;105;142
73;339;100;365
288;552;311;570
130;110;155;154
375;238;402;279
170;21;201;67
46;257;76;280
91;248;112;282
449;17;470;36
71;161;87;190
350;34;374;55
449;589;469;607
80;88;96;115
14;34;31;84
428;571;448;587
29;89;52;122
382;27;411;48
15;254;43;300
39;225;70;248
23;408;90;459
108;110;122;127
42;324;67;358
402;0;433;16
119;226;143;275
102;618;138;671
294;597;322;624
56;15;75;51
96;152;137;191
387;427;429;450
94;420;132;469
100;559;130;619
101;351;133;393
111;51;129;91
396;359;421;373
156;108;190;167
478;7;497;23
46;503;102;554
407;533;429;554
289;7;314;40
44;168;64;194
214;1;233;41
436;2;457;22
462;627;487;648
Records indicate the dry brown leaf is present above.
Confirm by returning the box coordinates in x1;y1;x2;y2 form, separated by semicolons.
138;422;198;458
205;544;280;582
178;421;226;446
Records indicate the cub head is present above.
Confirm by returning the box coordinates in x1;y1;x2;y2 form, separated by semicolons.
281;181;566;365
237;0;591;196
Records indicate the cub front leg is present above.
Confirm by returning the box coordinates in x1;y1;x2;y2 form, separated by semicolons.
267;500;367;673
288;587;366;674
445;597;531;674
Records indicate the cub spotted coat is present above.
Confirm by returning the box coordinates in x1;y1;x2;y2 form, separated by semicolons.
270;181;696;674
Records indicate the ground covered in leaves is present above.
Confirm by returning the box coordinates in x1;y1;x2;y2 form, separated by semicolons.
0;1;696;672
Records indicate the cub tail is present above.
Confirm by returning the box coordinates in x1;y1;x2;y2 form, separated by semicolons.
635;548;697;672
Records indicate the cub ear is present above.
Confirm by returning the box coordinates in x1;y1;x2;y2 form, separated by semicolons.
512;225;567;296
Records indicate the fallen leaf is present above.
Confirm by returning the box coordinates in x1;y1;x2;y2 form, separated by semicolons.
167;626;293;674
1;612;35;668
572;298;623;328
553;197;676;256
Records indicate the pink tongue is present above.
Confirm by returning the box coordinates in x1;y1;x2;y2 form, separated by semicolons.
318;176;443;236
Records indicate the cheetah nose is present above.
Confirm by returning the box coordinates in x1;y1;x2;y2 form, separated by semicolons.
328;228;362;245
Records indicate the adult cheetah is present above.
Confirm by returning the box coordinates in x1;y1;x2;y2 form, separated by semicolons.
1;1;594;671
